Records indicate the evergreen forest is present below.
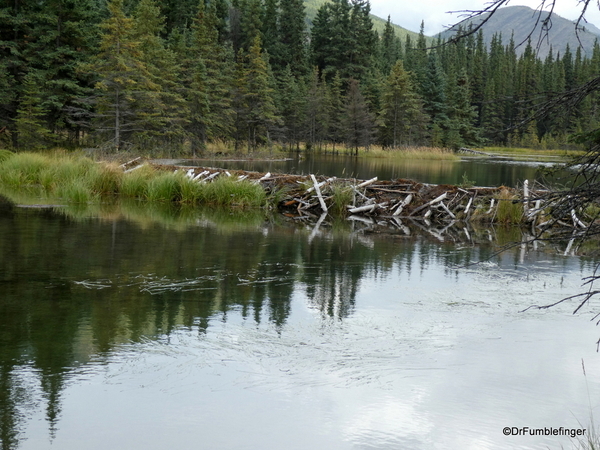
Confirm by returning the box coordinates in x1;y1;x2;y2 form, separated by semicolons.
2;0;599;154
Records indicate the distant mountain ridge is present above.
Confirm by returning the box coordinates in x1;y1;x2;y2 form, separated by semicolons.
437;5;600;57
303;0;422;41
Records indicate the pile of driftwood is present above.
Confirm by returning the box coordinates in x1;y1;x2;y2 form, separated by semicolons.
148;163;593;234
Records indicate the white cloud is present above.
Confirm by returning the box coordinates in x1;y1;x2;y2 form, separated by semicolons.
368;0;600;35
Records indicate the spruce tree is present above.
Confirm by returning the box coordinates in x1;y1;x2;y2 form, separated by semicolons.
132;0;188;149
14;72;53;149
343;78;374;154
88;0;160;150
242;35;279;151
377;60;427;148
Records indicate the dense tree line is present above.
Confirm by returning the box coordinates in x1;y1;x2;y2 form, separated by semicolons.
1;0;599;153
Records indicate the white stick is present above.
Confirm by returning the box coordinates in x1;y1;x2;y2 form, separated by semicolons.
486;198;495;214
523;179;529;214
124;164;144;173
204;172;220;182
259;172;271;181
306;177;336;193
357;177;378;188
348;203;378;214
439;201;456;219
571;209;587;229
119;157;141;168
410;193;447;216
310;174;328;213
193;170;209;180
236;175;248;182
464;196;473;216
392;194;413;216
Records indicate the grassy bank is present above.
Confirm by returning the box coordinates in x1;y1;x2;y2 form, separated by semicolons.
0;151;268;208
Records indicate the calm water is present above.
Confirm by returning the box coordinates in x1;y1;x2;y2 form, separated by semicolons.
1;201;599;450
182;153;570;187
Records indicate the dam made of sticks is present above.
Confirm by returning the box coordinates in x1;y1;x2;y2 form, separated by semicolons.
149;159;587;235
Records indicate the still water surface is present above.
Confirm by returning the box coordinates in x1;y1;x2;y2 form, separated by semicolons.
1;202;599;450
184;153;569;187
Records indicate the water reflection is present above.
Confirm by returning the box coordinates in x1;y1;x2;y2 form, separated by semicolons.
0;201;598;449
180;153;568;187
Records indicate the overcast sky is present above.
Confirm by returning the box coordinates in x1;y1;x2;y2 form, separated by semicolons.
368;0;600;35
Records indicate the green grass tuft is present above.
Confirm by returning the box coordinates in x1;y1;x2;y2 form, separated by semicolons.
495;188;524;224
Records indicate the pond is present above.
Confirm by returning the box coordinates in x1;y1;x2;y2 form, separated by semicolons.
1;201;599;450
179;153;572;187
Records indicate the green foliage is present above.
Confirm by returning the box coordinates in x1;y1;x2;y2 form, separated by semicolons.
1;0;599;153
330;183;354;216
495;189;524;224
378;60;428;147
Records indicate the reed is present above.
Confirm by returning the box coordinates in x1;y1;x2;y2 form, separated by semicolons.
55;178;97;203
119;164;155;198
330;182;354;216
495;188;524;224
0;149;13;163
0;152;49;187
199;176;267;207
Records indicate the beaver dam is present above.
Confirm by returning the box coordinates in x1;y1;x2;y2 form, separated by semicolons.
148;160;589;237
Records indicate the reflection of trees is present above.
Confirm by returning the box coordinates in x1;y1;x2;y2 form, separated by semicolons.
0;203;553;448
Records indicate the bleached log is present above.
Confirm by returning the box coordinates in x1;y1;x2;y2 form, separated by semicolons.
526;199;542;222
463;227;471;240
204;172;220;182
571;209;587;229
259;172;272;181
357;177;378;188
236;175;248;182
410;192;447;216
438;201;456;219
124;164;144;173
193;170;209;180
186;168;195;179
347;198;375;209
119;157;141;169
464;195;473;216
225;171;231;177
486;198;495;214
310;174;328;213
352;186;370;201
392;194;413;216
523;180;529;214
306;177;336;193
348;203;378;214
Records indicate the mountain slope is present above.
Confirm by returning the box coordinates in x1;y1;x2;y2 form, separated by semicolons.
303;0;421;42
438;5;600;57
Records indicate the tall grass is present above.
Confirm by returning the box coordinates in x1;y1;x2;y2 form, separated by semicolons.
0;152;268;208
200;176;267;207
495;188;524;224
330;183;354;216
